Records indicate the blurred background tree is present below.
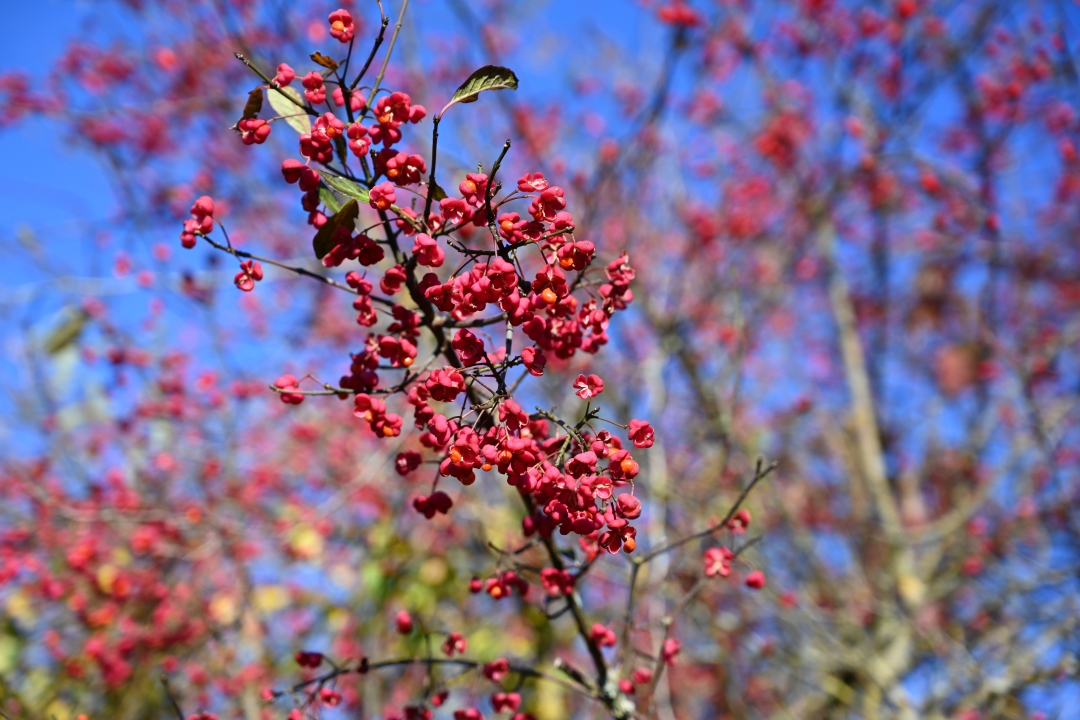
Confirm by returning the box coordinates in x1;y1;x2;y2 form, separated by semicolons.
1;1;1079;718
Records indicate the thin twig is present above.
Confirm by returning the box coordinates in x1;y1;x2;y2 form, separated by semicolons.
422;115;441;225
350;1;391;91
638;458;777;563
198;233;394;307
362;0;410;111
160;676;185;720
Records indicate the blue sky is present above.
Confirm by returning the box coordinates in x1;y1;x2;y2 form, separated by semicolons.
0;0;667;456
0;1;113;245
0;0;666;335
0;0;650;251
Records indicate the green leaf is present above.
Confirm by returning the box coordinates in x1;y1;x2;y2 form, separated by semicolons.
312;199;359;259
241;87;263;120
267;86;311;134
321;173;370;204
319;187;342;214
442;65;519;116
320;174;425;233
428;179;449;202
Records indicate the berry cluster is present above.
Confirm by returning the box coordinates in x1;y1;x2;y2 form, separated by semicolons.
180;8;654;566
172;7;685;719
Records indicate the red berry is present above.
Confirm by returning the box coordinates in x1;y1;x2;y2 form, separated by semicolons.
746;570;766;589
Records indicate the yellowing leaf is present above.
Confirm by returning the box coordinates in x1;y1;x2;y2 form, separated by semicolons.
43;307;88;355
535;677;567;720
419;557;448;585
327;608;349;632
6;590;36;625
267;86;311;134
210;593;240;625
289;524;325;559
45;700;73;720
96;564;119;594
253;585;290;614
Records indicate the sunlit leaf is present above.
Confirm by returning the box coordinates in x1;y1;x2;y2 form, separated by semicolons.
319;187;342;214
319;175;424;235
321;174;370;204
267;86;311;134
441;65;518;116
